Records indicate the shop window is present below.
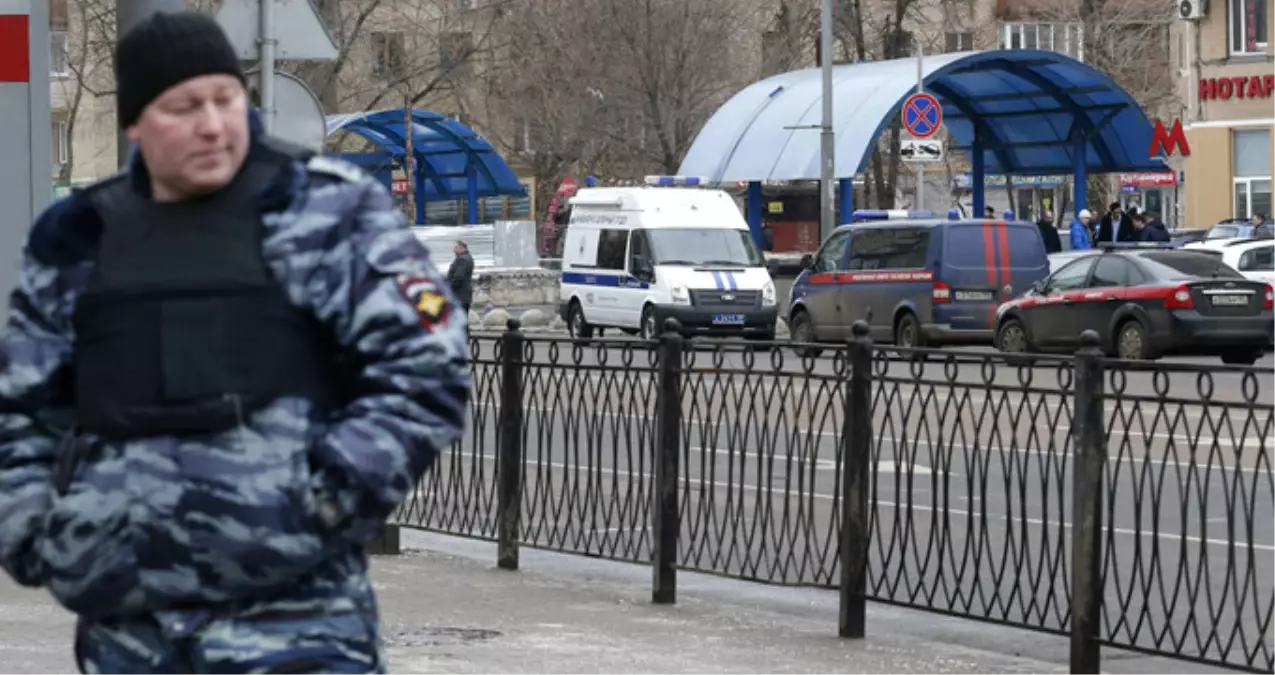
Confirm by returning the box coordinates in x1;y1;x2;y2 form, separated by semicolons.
1229;0;1269;56
1233;128;1272;219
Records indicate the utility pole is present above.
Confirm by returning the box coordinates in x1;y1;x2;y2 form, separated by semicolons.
818;0;835;240
116;0;186;167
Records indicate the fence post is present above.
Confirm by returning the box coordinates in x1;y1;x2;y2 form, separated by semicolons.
839;320;873;638
1070;329;1105;673
497;318;525;571
652;317;683;604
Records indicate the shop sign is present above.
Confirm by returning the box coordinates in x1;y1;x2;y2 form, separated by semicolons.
953;174;1068;189
1118;172;1178;188
1199;75;1275;101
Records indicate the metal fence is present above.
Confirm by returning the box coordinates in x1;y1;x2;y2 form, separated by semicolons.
394;320;1274;674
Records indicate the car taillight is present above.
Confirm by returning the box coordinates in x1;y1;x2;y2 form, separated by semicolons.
932;281;950;304
1163;284;1194;310
1264;284;1273;309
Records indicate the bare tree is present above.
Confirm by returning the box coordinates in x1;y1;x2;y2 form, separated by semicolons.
584;0;761;174
54;0;118;184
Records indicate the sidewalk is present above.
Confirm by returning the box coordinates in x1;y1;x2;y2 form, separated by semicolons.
0;529;1222;673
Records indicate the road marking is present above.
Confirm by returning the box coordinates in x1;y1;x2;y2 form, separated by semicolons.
442;453;1275;552
688;446;944;476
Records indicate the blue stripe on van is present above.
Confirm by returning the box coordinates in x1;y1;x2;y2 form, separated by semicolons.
710;271;724;290
725;272;738;291
561;271;651;289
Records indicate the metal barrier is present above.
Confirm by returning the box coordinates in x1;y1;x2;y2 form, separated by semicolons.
395;319;1274;674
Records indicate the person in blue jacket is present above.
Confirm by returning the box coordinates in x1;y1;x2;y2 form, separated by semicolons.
1070;208;1094;250
0;12;469;673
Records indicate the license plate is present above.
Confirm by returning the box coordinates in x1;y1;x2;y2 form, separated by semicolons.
954;290;995;302
712;314;746;325
1211;295;1248;306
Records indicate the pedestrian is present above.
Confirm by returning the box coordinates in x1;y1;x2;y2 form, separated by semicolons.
984;206;995;219
447;240;475;313
1097;201;1135;243
1133;213;1170;242
1036;210;1062;253
1070;209;1094;250
0;11;470;674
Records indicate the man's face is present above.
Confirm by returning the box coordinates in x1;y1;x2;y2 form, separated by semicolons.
1111;206;1123;218
454;244;464;256
1133;219;1145;230
126;74;249;201
1252;215;1263;226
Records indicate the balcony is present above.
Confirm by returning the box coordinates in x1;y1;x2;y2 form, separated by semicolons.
998;22;1085;61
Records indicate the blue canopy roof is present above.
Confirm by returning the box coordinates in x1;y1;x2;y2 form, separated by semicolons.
325;108;525;201
678;49;1169;181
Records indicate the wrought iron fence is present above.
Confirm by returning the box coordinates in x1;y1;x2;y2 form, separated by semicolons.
393;320;1274;674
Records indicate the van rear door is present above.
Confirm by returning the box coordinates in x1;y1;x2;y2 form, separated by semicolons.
938;222;1049;332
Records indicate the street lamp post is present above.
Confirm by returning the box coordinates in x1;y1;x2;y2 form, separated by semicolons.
819;0;835;241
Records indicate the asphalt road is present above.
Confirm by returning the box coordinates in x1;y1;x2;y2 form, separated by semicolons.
400;339;1274;671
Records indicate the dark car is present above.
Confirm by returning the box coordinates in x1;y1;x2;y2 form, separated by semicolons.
993;246;1273;363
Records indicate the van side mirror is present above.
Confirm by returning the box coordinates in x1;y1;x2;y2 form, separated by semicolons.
1031;278;1047;294
766;259;780;275
800;254;814;269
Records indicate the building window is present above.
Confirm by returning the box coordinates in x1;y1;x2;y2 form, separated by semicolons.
49;30;68;77
1000;22;1084;61
1229;0;1269;55
944;31;973;52
370;32;405;77
1233;128;1272;220
761;29;787;77
51;119;69;166
893;30;915;56
440;31;475;79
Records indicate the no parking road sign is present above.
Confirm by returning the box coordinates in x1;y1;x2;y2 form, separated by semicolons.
902;92;943;139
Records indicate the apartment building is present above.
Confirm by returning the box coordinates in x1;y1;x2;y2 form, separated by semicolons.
1174;0;1273;227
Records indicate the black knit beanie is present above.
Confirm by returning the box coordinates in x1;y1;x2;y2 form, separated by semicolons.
115;11;245;128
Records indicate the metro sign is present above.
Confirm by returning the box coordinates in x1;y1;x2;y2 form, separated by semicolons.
1149;118;1190;158
0;12;30;83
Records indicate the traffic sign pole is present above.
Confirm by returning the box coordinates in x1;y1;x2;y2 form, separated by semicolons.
0;0;52;317
916;46;925;212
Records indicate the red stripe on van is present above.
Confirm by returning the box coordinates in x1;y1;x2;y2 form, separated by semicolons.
981;222;997;287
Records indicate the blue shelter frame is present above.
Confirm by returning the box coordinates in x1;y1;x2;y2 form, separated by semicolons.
677;50;1172;245
326;108;527;225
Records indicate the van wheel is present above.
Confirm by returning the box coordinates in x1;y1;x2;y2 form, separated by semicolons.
790;311;822;358
567;301;594;342
639;305;660;341
895;312;925;349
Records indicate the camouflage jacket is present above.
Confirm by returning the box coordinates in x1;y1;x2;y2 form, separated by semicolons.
0;124;470;620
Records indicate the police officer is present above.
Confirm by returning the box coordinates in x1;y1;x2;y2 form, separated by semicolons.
0;12;469;673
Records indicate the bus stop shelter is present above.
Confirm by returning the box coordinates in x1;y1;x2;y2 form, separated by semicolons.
677;49;1171;244
326;108;526;225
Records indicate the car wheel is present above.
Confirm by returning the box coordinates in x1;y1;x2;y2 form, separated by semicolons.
1220;348;1262;365
894;312;928;358
639;305;659;341
568;301;594;342
997;318;1031;353
1115;320;1151;360
790;311;822;358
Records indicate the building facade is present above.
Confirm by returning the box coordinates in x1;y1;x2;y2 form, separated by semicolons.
1176;0;1273;227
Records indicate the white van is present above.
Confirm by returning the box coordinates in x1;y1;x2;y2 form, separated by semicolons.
557;176;779;341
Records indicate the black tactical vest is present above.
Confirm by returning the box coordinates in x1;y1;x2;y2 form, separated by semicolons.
72;151;341;439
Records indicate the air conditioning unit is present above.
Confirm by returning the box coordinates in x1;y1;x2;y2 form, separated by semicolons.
1179;0;1206;20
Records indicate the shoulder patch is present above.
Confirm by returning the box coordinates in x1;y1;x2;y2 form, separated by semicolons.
306;156;366;184
395;274;452;333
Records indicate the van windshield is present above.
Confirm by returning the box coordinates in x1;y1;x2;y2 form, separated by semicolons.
648;228;764;267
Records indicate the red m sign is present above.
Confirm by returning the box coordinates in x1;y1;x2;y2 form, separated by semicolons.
1150;118;1191;157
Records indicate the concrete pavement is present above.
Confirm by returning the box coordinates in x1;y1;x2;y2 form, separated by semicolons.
0;535;1068;674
